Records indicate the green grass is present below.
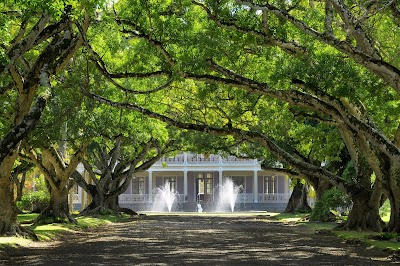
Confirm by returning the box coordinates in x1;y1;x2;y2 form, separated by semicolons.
364;239;400;251
269;211;400;252
30;215;131;241
0;236;32;248
272;212;310;222
0;214;135;247
17;213;39;223
331;230;400;251
333;230;374;240
302;221;337;231
289;214;400;252
32;224;74;241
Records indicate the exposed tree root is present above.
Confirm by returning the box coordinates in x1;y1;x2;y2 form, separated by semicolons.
0;224;38;240
16;225;39;240
79;206;102;216
34;207;77;225
79;206;139;217
119;207;139;216
335;218;385;232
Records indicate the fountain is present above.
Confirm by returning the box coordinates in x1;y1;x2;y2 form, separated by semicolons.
197;203;203;212
214;178;242;212
151;181;178;212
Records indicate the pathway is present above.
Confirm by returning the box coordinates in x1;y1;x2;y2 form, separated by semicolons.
1;214;397;265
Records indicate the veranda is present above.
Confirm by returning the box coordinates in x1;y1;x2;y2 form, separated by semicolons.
69;153;292;212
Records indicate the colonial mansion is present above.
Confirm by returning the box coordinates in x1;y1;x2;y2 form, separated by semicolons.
70;153;291;212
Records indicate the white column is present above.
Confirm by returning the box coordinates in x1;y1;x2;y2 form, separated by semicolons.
148;171;153;203
219;169;223;186
184;170;188;202
276;175;279;194
81;171;87;210
253;170;258;203
69;188;73;212
80;185;85;210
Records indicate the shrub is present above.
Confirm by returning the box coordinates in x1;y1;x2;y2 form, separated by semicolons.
17;190;50;213
310;188;351;222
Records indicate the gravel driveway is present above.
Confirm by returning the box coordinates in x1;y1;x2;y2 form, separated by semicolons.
1;213;397;265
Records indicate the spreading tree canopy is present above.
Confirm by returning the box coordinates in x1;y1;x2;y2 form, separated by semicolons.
3;0;400;234
0;0;104;235
80;0;400;231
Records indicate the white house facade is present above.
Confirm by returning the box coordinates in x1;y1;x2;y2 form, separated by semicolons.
70;153;291;212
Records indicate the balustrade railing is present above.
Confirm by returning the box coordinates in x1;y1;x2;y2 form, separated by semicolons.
158;155;185;164
118;194;149;203
71;192;291;204
154;153;257;165
236;193;254;203
221;156;256;164
187;154;220;163
258;193;290;203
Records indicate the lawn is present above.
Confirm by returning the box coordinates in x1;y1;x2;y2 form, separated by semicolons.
0;213;134;247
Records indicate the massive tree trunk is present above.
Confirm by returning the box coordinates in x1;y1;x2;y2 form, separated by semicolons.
0;154;36;238
15;173;27;202
387;190;400;232
36;185;74;224
33;176;77;224
75;138;169;217
22;143;89;224
0;155;19;235
344;182;385;232
284;180;312;213
75;160;141;216
386;162;400;232
87;191;138;216
314;179;333;201
333;123;385;231
77;182;112;215
12;161;34;202
76;178;138;216
0;97;48;235
0;6;90;235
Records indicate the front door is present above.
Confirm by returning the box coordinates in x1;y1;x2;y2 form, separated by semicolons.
195;172;213;202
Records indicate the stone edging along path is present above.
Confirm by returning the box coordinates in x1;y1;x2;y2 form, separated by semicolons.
1;213;398;265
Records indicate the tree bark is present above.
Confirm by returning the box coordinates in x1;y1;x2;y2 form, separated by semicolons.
36;185;76;224
76;138;168;216
284;180;312;213
0;156;19;235
79;185;138;216
23;143;89;224
314;179;333;201
0;6;89;235
11;162;33;202
387;190;400;232
344;185;384;232
386;162;400;232
0;98;47;235
16;172;27;202
0;154;36;238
